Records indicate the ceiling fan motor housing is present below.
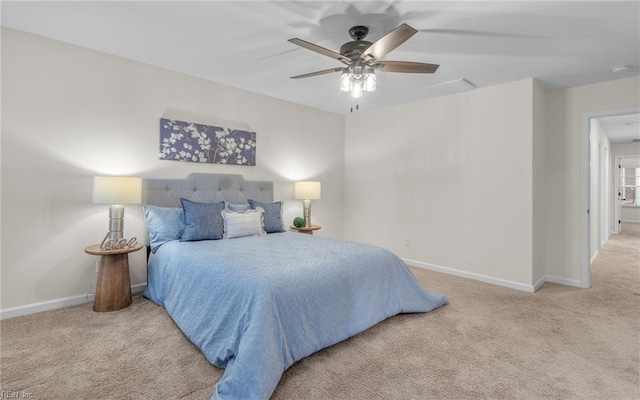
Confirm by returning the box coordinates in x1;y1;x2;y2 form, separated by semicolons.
340;26;372;60
340;40;373;60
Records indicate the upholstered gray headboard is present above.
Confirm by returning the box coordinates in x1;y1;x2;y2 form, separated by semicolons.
141;173;274;251
142;173;274;207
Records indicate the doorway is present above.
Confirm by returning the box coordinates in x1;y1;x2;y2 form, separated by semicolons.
583;107;640;288
616;156;640;234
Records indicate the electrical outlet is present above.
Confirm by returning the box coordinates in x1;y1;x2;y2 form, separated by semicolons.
404;237;411;247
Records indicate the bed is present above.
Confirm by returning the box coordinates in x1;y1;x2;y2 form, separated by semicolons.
142;173;448;400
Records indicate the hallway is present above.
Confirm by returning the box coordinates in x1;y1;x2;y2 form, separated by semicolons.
591;222;640;291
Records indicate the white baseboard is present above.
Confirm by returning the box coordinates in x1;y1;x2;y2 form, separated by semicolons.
533;275;547;292
0;283;147;320
545;275;582;288
590;249;599;264
403;259;585;292
403;258;536;293
621;219;640;224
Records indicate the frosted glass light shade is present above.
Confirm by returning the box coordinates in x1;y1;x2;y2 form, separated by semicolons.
351;80;363;98
92;176;142;205
364;69;376;92
340;70;351;92
294;181;321;200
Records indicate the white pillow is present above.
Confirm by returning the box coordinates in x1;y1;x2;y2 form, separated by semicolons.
222;209;266;239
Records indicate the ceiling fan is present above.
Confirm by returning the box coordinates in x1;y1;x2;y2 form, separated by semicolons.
288;23;439;99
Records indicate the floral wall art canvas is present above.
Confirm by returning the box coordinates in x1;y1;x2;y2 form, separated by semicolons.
159;118;256;166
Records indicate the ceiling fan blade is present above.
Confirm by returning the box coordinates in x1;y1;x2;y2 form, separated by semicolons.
375;61;439;74
290;67;343;79
361;23;418;61
288;38;351;64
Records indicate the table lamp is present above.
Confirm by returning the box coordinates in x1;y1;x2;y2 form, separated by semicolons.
294;181;321;227
92;176;142;240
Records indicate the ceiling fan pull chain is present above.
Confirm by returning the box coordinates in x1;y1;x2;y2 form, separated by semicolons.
350;98;360;113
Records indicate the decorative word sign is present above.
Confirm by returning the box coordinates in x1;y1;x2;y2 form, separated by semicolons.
100;233;138;250
159;118;256;166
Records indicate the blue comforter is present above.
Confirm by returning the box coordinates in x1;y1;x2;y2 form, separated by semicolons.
144;232;447;399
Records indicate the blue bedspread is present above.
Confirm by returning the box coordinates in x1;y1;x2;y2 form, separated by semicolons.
144;232;447;400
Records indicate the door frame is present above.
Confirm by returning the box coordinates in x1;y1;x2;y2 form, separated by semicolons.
581;106;639;289
615;155;623;234
615;154;640;233
603;145;610;242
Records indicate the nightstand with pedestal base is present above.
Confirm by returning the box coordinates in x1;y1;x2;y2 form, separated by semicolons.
84;243;143;312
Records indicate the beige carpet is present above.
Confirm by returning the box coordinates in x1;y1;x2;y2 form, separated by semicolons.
1;224;638;399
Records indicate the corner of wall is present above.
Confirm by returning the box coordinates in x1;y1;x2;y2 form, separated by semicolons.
532;79;548;284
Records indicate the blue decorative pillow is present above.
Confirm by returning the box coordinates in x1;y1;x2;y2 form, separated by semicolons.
226;202;251;212
222;209;266;239
180;198;225;241
248;199;285;233
143;205;185;253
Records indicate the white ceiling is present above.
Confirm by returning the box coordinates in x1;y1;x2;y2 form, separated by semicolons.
597;113;640;144
2;1;639;117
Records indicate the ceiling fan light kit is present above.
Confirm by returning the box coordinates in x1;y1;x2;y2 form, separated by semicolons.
340;65;376;98
289;23;439;103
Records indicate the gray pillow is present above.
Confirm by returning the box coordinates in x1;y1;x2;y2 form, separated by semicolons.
180;198;225;241
143;205;185;253
248;199;285;233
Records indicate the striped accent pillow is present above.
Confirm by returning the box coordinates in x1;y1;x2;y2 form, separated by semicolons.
222;208;266;239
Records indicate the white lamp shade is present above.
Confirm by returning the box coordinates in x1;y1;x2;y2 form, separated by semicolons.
92;176;142;205
294;181;321;200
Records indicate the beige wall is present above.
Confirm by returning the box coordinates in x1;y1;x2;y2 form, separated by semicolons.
543;89;570;283
344;79;535;290
1;28;345;312
612;142;640;158
343;76;639;292
544;76;640;285
532;80;547;286
589;118;612;260
621;207;640;222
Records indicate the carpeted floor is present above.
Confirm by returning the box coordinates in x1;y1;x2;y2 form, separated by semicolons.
1;224;638;399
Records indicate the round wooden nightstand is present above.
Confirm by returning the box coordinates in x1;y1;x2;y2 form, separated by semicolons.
290;225;321;235
84;243;144;312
